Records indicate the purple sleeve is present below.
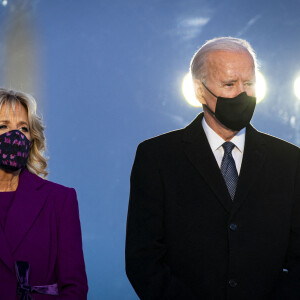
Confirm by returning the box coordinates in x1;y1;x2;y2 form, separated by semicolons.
55;188;88;299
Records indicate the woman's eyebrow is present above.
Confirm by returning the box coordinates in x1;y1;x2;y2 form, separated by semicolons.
17;121;29;126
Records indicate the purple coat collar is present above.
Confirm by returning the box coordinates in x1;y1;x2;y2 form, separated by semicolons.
0;169;47;272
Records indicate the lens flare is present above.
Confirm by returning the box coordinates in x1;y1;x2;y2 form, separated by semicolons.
182;73;201;107
294;76;300;100
256;71;267;103
182;71;267;107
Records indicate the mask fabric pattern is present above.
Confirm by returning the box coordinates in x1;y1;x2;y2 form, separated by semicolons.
202;82;256;131
0;130;31;171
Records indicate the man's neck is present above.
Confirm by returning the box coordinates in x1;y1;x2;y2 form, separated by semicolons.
203;109;238;141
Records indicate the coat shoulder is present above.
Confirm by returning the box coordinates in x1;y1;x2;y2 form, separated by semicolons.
19;170;78;217
24;170;77;202
43;178;75;194
41;177;78;212
257;130;299;153
138;128;185;152
137;113;203;153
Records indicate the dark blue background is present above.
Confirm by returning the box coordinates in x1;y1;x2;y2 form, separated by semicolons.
0;0;300;299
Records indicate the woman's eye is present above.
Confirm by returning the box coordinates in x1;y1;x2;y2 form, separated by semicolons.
0;125;7;130
20;127;29;132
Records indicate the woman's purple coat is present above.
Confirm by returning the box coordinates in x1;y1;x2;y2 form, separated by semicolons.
0;168;88;299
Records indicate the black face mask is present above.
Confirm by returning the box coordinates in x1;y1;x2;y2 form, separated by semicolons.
202;82;256;131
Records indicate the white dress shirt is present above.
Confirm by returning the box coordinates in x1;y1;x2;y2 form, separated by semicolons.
201;117;245;175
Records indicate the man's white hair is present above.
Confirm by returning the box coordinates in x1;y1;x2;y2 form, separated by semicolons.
190;37;258;82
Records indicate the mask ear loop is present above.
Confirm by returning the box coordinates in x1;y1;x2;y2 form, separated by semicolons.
201;82;218;98
201;82;218;115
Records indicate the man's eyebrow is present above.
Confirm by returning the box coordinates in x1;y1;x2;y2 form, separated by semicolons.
221;79;255;83
222;79;237;83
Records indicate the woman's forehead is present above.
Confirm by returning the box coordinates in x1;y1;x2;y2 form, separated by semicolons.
0;101;28;119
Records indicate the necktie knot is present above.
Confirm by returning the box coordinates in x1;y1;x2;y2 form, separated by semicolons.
222;141;235;155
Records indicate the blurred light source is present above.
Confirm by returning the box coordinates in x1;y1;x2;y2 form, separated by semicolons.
182;72;201;107
294;76;300;100
182;71;267;107
2;0;7;6
256;71;266;103
3;3;41;97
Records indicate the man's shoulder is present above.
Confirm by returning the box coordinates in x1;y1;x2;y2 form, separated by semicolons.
137;113;204;152
254;128;299;153
137;128;185;154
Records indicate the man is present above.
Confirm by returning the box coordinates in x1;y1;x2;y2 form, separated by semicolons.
125;37;300;300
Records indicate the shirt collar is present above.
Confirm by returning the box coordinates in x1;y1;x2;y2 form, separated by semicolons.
202;117;245;153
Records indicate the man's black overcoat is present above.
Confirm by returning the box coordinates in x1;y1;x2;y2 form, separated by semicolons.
126;113;300;300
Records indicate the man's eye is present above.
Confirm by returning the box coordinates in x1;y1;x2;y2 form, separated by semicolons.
0;125;7;129
225;83;233;87
246;82;254;86
20;127;29;132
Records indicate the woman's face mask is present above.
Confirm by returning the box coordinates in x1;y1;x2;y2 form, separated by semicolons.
0;130;31;171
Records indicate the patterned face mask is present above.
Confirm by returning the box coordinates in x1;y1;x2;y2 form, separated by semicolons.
0;130;31;171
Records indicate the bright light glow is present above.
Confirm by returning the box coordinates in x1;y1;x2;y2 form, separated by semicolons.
256;71;267;103
2;0;7;6
294;76;300;100
182;73;201;107
182;71;267;107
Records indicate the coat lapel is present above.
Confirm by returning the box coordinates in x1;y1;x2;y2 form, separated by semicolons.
230;124;267;216
183;113;233;212
4;169;47;255
0;224;14;272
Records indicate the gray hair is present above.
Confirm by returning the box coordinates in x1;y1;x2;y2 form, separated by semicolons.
190;37;258;82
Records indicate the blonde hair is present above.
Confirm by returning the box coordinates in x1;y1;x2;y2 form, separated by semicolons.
0;88;48;178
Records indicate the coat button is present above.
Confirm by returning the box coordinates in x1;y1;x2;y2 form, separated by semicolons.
229;223;237;231
229;279;237;287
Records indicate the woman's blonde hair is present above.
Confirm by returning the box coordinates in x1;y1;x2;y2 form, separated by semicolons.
0;88;48;178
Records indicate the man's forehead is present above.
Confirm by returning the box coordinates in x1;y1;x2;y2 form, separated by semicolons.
207;49;253;62
206;50;255;78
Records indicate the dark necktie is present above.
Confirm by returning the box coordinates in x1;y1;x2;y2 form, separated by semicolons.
221;142;238;200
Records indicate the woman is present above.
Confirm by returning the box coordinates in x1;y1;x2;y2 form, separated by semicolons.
0;88;88;299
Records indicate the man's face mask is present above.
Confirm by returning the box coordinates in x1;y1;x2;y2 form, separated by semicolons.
201;82;256;131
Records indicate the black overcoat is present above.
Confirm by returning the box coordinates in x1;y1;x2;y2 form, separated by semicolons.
126;113;300;300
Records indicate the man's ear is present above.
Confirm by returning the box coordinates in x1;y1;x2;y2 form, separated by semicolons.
193;79;207;105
